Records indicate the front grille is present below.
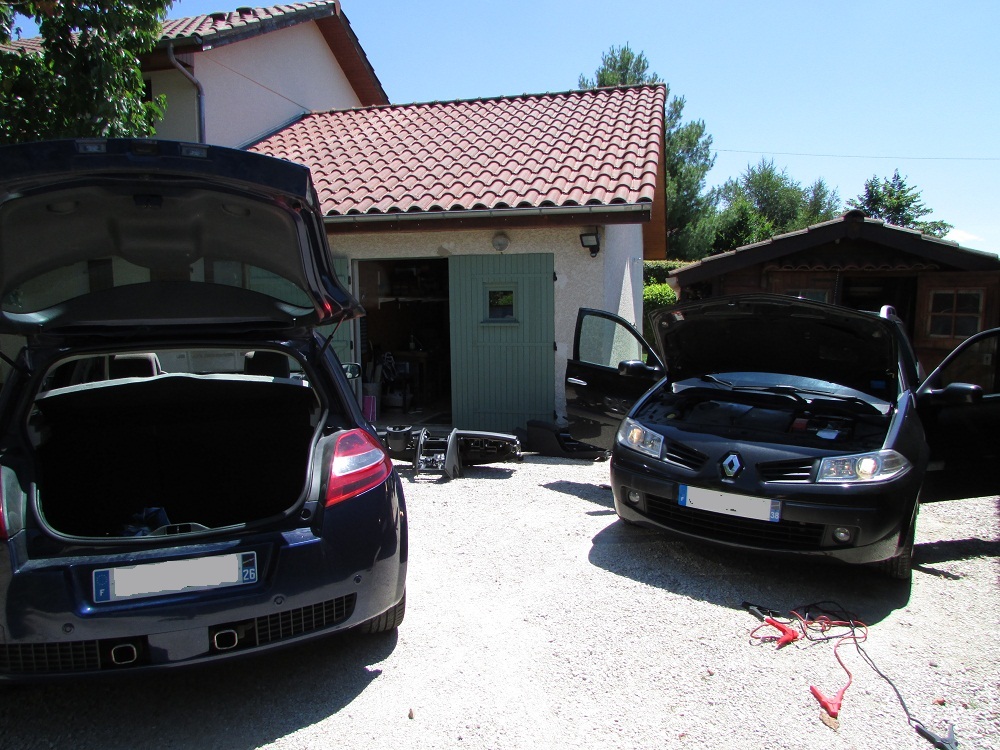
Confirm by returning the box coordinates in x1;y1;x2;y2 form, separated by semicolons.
643;494;825;550
0;641;101;674
758;458;816;483
663;440;708;471
253;594;357;646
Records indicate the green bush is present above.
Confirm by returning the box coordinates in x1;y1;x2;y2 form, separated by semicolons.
642;282;677;342
643;260;690;285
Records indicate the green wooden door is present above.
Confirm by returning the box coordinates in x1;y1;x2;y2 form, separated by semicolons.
449;253;555;432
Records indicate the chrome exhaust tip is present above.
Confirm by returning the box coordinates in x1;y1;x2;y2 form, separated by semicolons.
213;628;239;651
109;642;138;665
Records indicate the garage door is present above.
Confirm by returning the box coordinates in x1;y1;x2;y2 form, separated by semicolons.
449;253;554;432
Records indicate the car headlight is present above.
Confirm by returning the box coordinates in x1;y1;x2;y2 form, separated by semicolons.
817;450;911;483
616;418;663;459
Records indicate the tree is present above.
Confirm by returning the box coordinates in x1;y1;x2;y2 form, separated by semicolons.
579;45;716;260
847;170;952;238
711;159;840;252
577;44;660;89
0;0;170;144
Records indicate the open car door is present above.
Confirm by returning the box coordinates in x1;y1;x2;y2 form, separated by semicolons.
917;327;1000;501
565;309;664;451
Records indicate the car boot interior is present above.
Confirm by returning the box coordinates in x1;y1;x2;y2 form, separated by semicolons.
29;372;320;538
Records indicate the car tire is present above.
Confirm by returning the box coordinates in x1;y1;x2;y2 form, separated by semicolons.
357;591;406;633
874;506;917;581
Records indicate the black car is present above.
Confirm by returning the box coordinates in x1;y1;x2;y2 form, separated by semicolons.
0;139;407;679
566;295;999;578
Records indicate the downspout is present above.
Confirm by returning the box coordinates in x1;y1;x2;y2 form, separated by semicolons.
167;41;206;144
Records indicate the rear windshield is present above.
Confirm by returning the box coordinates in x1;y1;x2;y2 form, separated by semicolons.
3;257;310;314
40;347;306;391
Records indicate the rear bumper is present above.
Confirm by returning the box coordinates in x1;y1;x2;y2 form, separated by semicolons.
0;479;407;680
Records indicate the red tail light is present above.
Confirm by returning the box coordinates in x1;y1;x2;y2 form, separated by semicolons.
325;429;393;506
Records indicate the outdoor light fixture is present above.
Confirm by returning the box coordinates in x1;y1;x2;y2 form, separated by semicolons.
580;231;600;257
491;232;510;252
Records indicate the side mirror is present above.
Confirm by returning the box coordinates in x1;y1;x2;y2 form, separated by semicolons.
341;362;362;381
920;381;983;406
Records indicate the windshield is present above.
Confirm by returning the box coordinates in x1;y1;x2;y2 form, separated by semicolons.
674;372;894;412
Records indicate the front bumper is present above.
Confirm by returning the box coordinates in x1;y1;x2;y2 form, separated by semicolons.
0;480;407;680
609;448;920;565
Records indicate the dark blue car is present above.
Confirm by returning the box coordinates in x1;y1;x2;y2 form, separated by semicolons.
0;139;407;679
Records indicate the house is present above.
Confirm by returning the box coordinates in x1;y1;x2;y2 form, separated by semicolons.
145;0;387;147
250;85;667;433
1;1;385;147
3;3;666;434
668;209;1000;371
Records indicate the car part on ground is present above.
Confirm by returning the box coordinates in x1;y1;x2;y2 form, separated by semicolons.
380;425;523;479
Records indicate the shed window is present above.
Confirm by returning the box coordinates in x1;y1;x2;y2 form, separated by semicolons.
488;289;515;320
929;290;983;338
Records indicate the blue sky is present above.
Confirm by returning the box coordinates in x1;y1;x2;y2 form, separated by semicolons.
19;0;1000;254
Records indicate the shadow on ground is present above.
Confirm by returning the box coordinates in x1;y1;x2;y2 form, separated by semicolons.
0;629;399;750
588;518;914;624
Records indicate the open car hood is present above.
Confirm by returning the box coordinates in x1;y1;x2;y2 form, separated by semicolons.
0;139;362;336
648;295;899;394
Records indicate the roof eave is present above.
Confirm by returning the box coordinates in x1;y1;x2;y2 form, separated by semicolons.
315;8;388;106
324;203;651;233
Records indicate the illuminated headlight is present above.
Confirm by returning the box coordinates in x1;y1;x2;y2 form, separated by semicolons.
817;450;911;483
616;418;663;459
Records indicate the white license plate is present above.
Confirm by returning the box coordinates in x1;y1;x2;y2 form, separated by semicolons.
93;552;258;603
678;485;780;523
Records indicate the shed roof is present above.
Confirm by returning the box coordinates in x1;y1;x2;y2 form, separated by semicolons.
671;209;1000;286
249;84;666;228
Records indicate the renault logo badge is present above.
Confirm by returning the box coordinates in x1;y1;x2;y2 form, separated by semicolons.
721;453;743;478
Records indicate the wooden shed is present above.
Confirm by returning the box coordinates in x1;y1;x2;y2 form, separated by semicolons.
668;210;1000;371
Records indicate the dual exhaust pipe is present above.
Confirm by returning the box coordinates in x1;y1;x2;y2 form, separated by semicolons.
105;627;242;667
106;627;241;667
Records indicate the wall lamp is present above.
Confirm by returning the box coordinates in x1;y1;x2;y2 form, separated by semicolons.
492;232;511;253
579;231;600;257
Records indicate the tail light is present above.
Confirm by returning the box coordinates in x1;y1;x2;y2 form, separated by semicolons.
325;429;393;506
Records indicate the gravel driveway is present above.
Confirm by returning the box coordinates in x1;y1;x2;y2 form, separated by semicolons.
1;455;997;749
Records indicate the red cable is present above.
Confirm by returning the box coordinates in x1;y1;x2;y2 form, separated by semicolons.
750;608;869;719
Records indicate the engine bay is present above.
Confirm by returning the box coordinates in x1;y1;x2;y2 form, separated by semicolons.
635;384;891;451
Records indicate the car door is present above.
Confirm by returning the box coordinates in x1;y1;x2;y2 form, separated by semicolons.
916;327;1000;501
565;309;664;450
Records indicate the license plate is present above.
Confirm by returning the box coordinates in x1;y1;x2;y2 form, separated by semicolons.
678;485;780;523
93;551;258;603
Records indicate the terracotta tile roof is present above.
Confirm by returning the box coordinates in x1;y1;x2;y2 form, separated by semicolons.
161;1;338;49
249;85;666;220
2;2;331;52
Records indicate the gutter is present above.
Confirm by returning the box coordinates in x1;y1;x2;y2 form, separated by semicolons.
167;42;206;144
323;202;650;227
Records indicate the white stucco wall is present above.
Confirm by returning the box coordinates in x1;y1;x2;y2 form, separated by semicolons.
150;23;362;147
329;224;643;421
147;65;201;142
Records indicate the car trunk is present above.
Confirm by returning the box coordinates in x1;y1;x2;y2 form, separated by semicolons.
30;375;320;538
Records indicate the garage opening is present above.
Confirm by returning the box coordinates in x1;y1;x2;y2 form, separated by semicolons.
357;258;451;425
